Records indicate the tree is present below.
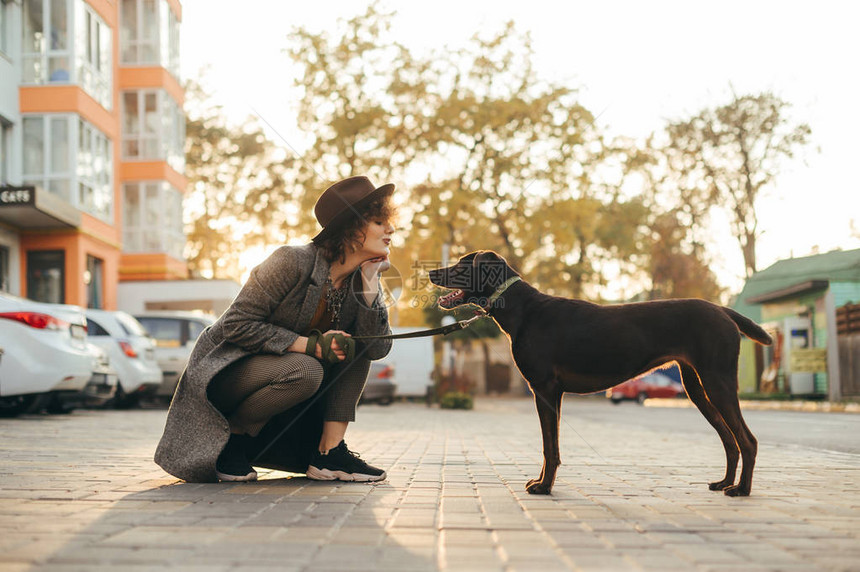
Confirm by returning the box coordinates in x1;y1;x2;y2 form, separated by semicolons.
285;6;649;322
183;79;300;280
406;23;649;300
659;91;811;278
646;212;723;301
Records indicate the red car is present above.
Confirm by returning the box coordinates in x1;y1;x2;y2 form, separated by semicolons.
607;372;685;404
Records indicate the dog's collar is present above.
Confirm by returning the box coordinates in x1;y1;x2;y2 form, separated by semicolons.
486;276;521;309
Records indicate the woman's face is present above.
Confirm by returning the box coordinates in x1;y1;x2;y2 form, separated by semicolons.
359;218;395;259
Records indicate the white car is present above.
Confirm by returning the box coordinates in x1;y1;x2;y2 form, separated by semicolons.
85;309;162;407
134;311;216;400
0;293;95;416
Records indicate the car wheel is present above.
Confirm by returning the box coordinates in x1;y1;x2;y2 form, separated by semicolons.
379;397;393;406
0;394;39;417
610;396;622;405
637;392;647;404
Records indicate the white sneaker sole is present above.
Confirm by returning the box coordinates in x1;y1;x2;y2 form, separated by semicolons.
216;469;258;482
306;465;386;482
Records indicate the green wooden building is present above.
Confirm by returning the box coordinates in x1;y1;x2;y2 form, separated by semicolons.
733;248;860;398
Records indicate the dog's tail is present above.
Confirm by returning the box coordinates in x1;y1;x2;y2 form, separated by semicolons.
722;307;773;345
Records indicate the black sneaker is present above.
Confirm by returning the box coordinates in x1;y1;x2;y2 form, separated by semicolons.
306;441;386;482
215;433;258;482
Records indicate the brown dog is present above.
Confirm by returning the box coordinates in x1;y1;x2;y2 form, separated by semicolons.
429;251;772;496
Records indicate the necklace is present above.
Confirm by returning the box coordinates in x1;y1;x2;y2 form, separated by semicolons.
324;275;349;328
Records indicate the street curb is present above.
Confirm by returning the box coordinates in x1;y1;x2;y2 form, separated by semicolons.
644;398;860;413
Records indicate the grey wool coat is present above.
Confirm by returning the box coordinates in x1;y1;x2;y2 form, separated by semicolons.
154;244;392;482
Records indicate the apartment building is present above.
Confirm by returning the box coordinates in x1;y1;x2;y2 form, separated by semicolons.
0;0;186;309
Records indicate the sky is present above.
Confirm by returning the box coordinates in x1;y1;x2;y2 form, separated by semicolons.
180;0;860;294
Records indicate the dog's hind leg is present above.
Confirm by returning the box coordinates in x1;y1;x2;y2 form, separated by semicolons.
699;371;758;497
526;385;563;495
678;362;739;491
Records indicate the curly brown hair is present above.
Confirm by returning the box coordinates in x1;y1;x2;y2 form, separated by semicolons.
316;196;398;263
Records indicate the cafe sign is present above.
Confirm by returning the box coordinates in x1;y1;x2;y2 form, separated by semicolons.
0;186;36;207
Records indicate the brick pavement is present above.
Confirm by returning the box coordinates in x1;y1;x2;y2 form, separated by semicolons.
0;397;858;571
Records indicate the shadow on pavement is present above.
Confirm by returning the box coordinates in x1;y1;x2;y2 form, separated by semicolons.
28;474;435;571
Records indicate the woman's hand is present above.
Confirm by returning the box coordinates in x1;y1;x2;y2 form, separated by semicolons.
361;255;390;275
358;256;389;305
288;330;351;362
319;329;351;362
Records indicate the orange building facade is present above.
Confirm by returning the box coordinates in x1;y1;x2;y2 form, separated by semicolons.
0;0;186;308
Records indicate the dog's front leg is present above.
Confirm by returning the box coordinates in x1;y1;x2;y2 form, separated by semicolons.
527;387;563;495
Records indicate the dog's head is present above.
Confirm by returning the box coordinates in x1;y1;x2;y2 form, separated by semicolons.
428;250;519;311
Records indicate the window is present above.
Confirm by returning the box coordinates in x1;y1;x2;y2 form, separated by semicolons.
121;89;185;171
120;0;180;78
0;245;9;293
22;114;113;221
1;0;9;56
0;118;10;185
122;181;184;259
22;115;72;198
77;118;112;219
27;250;65;303
23;0;72;84
23;0;112;110
85;254;103;308
74;0;111;109
188;319;206;341
136;316;181;347
86;317;110;336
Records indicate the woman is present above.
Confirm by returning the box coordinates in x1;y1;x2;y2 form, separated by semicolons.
155;176;396;483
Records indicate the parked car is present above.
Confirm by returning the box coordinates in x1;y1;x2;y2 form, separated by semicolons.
80;346;119;408
0;293;95;416
85;309;162;408
134;311;216;401
607;371;686;404
360;361;397;405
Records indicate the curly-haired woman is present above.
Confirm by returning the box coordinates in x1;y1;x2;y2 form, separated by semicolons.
155;176;396;483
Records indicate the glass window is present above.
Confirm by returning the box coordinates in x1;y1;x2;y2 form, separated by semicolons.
121;89;185;170
122;181;184;259
86;318;110;336
21;114;112;219
136;317;181;347
74;0;111;109
50;117;69;173
85;254;103;308
23;0;44;56
141;0;157;61
188;320;206;341
120;0;180;78
23;117;45;177
0;245;9;293
23;0;71;84
27;250;65;304
76;118;112;220
0;120;10;185
0;0;7;55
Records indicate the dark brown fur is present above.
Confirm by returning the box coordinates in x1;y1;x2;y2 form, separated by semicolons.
429;251;772;496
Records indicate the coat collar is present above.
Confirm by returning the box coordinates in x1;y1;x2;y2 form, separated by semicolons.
308;243;331;286
297;243;362;331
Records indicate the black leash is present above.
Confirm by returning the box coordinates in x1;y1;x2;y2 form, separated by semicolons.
351;313;487;341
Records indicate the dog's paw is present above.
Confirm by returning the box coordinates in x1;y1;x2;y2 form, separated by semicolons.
525;480;552;495
708;479;734;491
723;485;750;497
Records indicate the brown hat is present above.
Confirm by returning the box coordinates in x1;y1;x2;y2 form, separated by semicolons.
312;176;395;244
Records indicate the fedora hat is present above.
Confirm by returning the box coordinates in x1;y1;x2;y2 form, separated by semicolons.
311;176;395;244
